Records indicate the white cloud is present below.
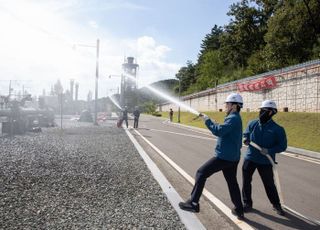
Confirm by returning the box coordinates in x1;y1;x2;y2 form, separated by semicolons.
0;1;181;100
122;36;179;87
88;20;99;29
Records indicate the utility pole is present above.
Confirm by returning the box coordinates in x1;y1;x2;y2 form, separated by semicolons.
60;93;63;130
120;74;124;108
94;39;99;125
9;80;12;98
75;83;79;101
178;78;181;123
73;39;100;125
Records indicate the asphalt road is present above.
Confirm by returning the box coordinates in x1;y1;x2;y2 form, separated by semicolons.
130;114;320;230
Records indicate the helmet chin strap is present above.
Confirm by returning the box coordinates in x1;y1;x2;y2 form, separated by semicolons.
259;109;269;119
259;109;274;124
226;104;237;115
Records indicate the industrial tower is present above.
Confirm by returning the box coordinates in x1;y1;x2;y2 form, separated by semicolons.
121;57;139;109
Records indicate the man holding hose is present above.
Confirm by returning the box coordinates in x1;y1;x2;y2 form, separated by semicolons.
242;100;287;216
179;93;245;220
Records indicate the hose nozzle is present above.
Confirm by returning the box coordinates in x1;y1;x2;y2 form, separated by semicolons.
192;113;203;120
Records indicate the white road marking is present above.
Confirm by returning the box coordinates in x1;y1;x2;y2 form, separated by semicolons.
124;127;206;230
132;128;254;230
159;122;320;165
162;119;213;137
281;152;320;165
136;123;320;225
143;128;214;140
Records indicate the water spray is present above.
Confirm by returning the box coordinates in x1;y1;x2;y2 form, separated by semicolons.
108;95;122;110
123;73;200;116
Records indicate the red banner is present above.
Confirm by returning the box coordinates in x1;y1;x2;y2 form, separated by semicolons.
237;76;277;92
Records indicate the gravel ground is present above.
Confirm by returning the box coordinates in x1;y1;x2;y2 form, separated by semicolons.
0;120;186;229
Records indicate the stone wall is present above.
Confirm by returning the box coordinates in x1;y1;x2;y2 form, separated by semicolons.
159;60;320;113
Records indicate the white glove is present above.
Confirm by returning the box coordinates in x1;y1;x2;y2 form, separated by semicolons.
199;113;209;122
261;148;268;155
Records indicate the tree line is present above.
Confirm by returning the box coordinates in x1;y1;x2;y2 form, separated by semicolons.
175;0;320;96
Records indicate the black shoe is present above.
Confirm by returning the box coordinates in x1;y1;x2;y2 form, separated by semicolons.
232;208;245;220
273;204;285;216
179;199;200;213
243;204;252;213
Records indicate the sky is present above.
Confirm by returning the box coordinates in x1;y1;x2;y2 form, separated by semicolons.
0;0;237;100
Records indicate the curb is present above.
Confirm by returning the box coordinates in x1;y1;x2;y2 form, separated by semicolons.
286;146;320;160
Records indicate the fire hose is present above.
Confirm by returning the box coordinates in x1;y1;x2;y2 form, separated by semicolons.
249;141;320;226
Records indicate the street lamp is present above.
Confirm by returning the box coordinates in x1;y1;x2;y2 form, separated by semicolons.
74;39;100;125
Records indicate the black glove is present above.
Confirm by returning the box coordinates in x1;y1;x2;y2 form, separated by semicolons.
199;113;209;122
243;139;250;146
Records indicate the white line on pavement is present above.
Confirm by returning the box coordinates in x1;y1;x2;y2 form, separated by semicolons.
281;152;320;165
125;128;206;230
162;119;213;137
143;128;215;141
161;121;320;165
137;124;320;225
132;128;254;230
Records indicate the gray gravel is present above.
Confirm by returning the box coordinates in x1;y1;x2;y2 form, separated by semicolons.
0;120;186;229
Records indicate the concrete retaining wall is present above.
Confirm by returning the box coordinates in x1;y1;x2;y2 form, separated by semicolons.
159;60;320;113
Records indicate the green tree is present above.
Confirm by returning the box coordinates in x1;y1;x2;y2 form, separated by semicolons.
264;0;320;68
171;0;320;97
198;25;223;57
194;51;224;91
220;0;267;68
142;101;156;114
175;61;196;95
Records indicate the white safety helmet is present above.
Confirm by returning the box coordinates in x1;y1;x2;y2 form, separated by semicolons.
259;100;277;113
260;100;277;109
225;93;243;108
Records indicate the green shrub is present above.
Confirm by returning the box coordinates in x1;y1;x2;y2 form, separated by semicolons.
152;112;162;117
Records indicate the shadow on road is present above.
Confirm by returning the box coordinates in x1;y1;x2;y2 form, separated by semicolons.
244;208;319;230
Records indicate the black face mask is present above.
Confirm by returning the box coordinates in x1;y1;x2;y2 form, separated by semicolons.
259;109;272;124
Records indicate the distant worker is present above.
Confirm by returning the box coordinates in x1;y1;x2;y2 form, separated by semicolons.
133;106;140;128
122;106;128;128
242;100;287;216
169;108;173;122
179;93;245;220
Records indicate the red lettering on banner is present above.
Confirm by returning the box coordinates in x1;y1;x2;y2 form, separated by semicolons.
236;76;277;92
248;84;255;91
237;84;244;92
254;82;260;90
